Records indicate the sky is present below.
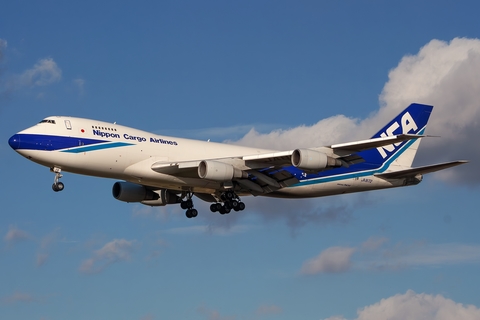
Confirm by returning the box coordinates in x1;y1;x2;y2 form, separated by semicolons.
1;1;480;319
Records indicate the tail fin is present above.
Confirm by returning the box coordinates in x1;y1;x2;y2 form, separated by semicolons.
361;103;433;169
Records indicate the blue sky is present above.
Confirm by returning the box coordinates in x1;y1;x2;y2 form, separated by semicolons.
1;1;480;319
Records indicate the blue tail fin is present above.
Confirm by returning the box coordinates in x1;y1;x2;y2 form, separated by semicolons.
361;103;433;168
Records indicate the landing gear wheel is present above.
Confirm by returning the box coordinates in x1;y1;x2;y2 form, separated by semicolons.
238;202;246;211
181;193;198;218
190;209;198;218
219;206;231;214
52;182;64;192
181;198;194;210
186;208;199;218
216;191;246;214
51;167;64;192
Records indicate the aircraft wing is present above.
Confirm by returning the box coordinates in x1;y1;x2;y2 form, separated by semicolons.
375;160;468;179
150;134;425;195
330;134;424;153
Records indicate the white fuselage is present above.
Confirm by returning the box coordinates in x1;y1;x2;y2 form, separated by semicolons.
11;116;403;199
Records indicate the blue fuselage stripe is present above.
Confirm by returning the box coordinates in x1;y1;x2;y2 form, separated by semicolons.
291;127;426;187
61;142;134;153
11;134;133;152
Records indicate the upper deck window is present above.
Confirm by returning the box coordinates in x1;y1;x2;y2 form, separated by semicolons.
39;119;56;124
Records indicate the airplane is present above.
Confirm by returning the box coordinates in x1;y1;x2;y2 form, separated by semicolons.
8;103;467;218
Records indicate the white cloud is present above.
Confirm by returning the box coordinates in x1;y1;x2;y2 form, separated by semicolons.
378;38;480;184
354;290;480;320
246;193;363;236
232;37;480;185
73;78;85;95
35;228;61;267
79;238;138;274
0;38;6;60
164;224;254;236
234;114;358;151
369;242;480;271
17;58;62;87
324;316;347;320
3;225;31;245
256;304;283;315
196;305;236;320
302;240;480;275
361;236;389;253
300;246;356;275
1;291;43;305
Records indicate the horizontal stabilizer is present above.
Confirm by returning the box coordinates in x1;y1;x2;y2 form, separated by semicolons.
375;160;468;179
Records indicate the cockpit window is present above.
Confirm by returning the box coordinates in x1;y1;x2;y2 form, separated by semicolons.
39;119;56;124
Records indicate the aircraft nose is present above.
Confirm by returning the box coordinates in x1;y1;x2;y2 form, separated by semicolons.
8;134;20;150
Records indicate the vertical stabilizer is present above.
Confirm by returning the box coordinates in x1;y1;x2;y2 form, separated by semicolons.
360;103;433;169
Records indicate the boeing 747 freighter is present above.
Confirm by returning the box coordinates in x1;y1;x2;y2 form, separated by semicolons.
8;103;467;218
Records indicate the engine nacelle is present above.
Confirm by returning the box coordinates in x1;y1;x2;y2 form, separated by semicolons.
112;182;178;206
198;160;247;181
291;149;342;171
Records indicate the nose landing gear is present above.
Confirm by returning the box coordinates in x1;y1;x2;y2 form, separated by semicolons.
51;167;64;192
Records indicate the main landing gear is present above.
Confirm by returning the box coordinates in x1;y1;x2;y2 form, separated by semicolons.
180;193;198;219
179;191;246;218
51;167;64;192
209;191;246;215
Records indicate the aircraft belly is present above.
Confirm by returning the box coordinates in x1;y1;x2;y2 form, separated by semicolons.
265;177;400;198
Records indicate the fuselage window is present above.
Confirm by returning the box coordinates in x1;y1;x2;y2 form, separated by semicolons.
65;120;72;130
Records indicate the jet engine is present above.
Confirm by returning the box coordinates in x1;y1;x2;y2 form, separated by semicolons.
198;160;247;181
112;181;178;206
291;149;343;171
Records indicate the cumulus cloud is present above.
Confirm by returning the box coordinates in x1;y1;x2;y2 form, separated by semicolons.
233;114;358;151
1;291;43;305
3;225;31;246
361;236;389;253
305;239;480;275
255;304;283;315
17;58;62;87
324;316;347;320
0;38;6;61
36;228;60;267
300;246;356;275
79;238;137;274
369;242;480;271
0;39;10;100
353;290;480;320
1;50;62;100
196;305;236;320
164;224;254;236
233;37;480;185
245;193;369;236
73;78;85;95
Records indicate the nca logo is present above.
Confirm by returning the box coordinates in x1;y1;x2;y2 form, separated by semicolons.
377;111;418;158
